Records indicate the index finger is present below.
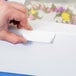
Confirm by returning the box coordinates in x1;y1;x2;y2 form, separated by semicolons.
7;1;28;14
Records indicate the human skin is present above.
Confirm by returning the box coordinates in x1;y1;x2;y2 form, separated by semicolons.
0;0;32;44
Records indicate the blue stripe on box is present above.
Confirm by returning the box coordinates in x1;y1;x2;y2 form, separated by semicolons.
0;72;33;76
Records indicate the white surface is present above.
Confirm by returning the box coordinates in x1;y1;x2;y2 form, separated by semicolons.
29;20;76;35
0;33;76;76
0;22;76;76
0;0;76;76
19;29;55;43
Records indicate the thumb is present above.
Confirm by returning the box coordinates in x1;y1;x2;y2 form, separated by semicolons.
0;30;26;44
20;19;33;30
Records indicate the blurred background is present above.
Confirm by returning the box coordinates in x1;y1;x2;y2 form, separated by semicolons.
8;0;76;3
25;0;76;3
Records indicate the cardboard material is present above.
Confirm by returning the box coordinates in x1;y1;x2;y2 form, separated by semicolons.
19;29;55;43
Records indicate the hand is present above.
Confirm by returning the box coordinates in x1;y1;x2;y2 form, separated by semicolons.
0;1;32;44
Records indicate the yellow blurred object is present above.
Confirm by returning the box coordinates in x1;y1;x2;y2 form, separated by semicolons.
61;12;70;21
30;8;37;15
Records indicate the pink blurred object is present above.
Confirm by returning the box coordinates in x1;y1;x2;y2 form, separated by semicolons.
40;4;45;10
55;7;65;12
71;15;76;24
28;14;35;20
47;8;51;13
32;5;38;10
